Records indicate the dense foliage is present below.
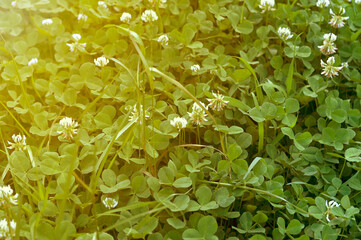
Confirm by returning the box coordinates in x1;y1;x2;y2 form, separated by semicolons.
1;0;361;239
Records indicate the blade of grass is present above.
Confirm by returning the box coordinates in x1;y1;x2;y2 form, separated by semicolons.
286;58;294;95
90;115;136;191
104;25;154;91
237;57;264;104
0;100;30;137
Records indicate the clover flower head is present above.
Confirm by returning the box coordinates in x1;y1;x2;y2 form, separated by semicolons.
259;0;275;13
129;105;150;123
94;56;109;67
98;1;107;8
102;197;118;209
11;1;17;7
341;62;349;69
66;42;86;52
188;102;208;126
323;33;337;42
329;8;349;28
72;33;82;42
170;117;187;130
42;19;53;26
66;43;76;52
356;0;361;4
0;219;16;240
7;134;26;151
120;12;132;23
141;10;158;22
320;56;343;78
316;0;330;7
325;200;340;222
67;35;86;52
318;33;337;55
190;64;200;73
157;34;169;46
207;92;229;111
77;13;88;22
28;58;38;66
149;0;167;8
0;185;18;206
277;27;293;41
58;117;78;140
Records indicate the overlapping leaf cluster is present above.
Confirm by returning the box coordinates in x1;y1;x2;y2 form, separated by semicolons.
1;0;361;239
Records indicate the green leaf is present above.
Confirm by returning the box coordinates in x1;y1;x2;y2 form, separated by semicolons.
158;167;175;184
249;108;265;122
102;169;117;187
149;134;169;150
285;98;300;113
173;177;192;188
281;127;294;139
183;229;202;240
331;109;347;123
296;46;311;58
233;69;251;82
270;56;283;69
167;218;186;229
345;148;361;162
227;143;242;161
198;216;218;236
294;132;313;151
286;219;304;235
196;186;212;205
240;212;253;230
253;212;268;224
235;21;254;34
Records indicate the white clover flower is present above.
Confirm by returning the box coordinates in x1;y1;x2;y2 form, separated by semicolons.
188;102;208;126
58;117;79;140
323;33;337;42
141;10;158;22
66;42;86;52
0;219;16;240
98;1;107;8
277;27;293;41
129;105;150;123
320;56;343;78
102;197;118;209
28;58;38;66
325;200;340;222
120;12;132;23
318;33;338;55
66;43;76;52
259;0;275;13
11;1;16;7
149;0;167;8
190;64;200;73
72;33;82;42
42;19;53;26
316;0;330;7
207;92;229;111
94;56;109;67
0;185;18;206
157;34;169;46
356;0;361;4
329;8;349;28
77;13;88;22
67;35;86;53
341;62;349;69
7;134;26;151
170;117;187;130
